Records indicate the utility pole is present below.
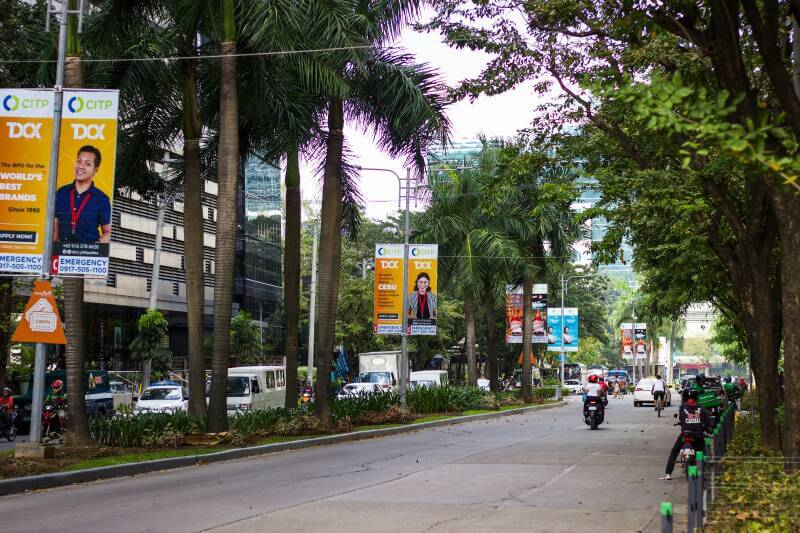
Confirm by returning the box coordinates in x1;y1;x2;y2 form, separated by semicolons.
307;222;318;386
28;0;74;447
143;157;178;387
631;299;638;384
399;168;411;403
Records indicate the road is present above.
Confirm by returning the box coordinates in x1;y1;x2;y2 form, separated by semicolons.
0;395;688;532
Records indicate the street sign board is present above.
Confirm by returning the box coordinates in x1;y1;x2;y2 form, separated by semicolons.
12;280;66;344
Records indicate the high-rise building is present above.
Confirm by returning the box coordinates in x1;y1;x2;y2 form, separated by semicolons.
80;155;283;371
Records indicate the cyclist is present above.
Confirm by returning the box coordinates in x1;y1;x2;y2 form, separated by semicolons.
651;374;667;411
660;388;712;480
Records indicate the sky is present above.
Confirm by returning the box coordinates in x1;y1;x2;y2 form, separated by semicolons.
299;19;541;221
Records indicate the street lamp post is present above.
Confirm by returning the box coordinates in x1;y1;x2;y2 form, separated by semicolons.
558;272;597;399
356;167;413;404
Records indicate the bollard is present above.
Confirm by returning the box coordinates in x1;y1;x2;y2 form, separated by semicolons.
688;465;699;532
705;436;715;503
661;502;673;533
696;451;706;525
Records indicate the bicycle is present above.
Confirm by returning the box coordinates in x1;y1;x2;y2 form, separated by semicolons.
654;394;663;417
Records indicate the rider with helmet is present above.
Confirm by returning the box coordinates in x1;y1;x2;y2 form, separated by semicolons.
659;388;712;480
0;387;13;431
45;379;67;431
583;374;605;417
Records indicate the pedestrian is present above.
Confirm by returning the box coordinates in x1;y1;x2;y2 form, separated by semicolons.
613;381;621;399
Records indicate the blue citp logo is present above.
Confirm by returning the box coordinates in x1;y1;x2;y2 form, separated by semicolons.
377;247;386;256
67;96;84;113
2;95;19;112
411;248;419;256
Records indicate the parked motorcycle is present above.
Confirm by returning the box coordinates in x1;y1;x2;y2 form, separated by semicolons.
583;397;604;430
0;407;17;442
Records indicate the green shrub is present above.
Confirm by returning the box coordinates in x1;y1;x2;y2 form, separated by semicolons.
531;386;567;400
230;407;294;436
406;385;485;414
90;411;204;448
332;391;400;422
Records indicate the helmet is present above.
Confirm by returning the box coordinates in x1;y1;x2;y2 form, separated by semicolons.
2;387;10;394
588;374;598;383
695;374;705;385
656;375;661;380
51;379;63;390
724;376;731;383
682;388;698;402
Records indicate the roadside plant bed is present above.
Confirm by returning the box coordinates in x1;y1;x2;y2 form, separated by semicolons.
705;418;800;532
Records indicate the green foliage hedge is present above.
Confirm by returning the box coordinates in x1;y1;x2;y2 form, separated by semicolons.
90;411;204;448
406;385;486;414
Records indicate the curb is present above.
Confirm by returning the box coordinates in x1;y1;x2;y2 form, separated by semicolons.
0;400;567;496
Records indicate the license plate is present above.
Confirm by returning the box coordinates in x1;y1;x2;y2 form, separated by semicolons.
683;449;695;455
588;406;597;411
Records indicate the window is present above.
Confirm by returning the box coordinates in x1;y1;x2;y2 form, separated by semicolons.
265;371;276;389
136;247;144;263
250;379;260;394
172;282;179;296
204;260;212;274
276;370;285;387
208;207;215;222
106;273;116;288
146;278;152;292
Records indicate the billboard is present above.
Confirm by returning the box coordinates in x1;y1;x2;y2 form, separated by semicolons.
0;89;55;275
52;89;119;277
620;322;634;360
505;283;548;344
547;307;579;352
407;244;437;336
373;244;404;334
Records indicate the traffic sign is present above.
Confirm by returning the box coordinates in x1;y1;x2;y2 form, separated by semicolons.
12;280;66;344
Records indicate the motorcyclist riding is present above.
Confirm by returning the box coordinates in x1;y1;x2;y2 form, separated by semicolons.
0;387;13;431
45;379;67;431
659;388;712;480
583;374;605;418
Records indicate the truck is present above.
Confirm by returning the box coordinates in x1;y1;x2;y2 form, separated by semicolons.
358;351;404;392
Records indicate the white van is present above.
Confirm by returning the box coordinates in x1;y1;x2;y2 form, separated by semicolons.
225;366;286;415
409;370;449;389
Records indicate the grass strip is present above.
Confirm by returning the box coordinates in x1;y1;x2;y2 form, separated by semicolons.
63;447;226;471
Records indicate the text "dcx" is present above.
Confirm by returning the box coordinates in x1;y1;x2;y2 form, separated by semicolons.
6;122;42;139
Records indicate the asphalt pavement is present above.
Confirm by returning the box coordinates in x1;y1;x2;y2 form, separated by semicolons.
0;395;688;532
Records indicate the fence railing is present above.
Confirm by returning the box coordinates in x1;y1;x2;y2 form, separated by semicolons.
661;403;737;532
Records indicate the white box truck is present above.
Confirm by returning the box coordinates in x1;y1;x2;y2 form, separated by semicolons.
358;351;403;392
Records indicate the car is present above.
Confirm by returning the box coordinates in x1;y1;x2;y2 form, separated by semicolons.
134;381;189;414
336;383;381;399
564;380;582;394
632;378;672;407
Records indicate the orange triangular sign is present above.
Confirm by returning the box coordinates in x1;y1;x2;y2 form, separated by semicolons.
12;280;66;344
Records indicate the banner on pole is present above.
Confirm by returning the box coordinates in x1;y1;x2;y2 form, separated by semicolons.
634;323;648;360
52;89;119;277
0;89;55;275
407;244;437;336
11;280;66;344
547;307;579;352
620;322;634;360
505;283;548;343
532;284;548;344
373;244;404;334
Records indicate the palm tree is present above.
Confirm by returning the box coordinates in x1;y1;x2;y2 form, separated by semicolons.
312;11;451;424
62;0;91;445
416;143;525;386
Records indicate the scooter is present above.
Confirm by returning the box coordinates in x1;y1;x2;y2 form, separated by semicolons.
583;397;604;430
299;390;313;406
0;407;17;442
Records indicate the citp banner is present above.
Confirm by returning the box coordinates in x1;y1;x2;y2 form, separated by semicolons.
505;283;548;343
0;89;54;275
532;284;548;344
407;244;437;336
547;307;579;352
634;323;648;360
620;322;634;360
52;89;119;277
373;244;404;334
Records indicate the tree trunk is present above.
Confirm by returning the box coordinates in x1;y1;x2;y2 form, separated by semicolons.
62;52;91;446
0;277;11;389
770;190;800;469
314;98;345;427
464;294;478;385
283;146;301;408
181;59;206;418
207;39;238;433
483;288;498;392
521;272;532;403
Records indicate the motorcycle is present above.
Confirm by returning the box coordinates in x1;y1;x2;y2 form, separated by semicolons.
583;397;604;430
41;405;64;443
0;407;17;442
299;390;314;406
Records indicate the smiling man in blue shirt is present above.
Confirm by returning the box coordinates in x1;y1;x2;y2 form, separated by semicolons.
54;145;111;244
